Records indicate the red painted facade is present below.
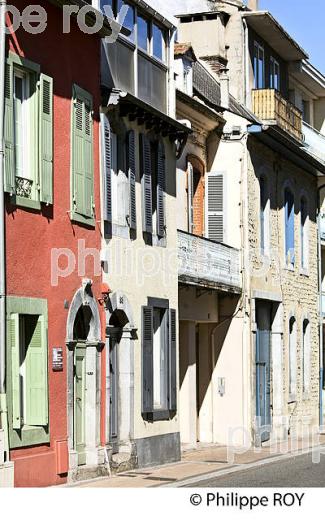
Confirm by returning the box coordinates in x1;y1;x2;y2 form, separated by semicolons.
5;0;104;487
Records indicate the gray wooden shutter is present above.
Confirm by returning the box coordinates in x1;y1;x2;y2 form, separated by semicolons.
101;113;112;223
39;73;54;204
141;134;152;234
127;130;136;230
142;306;153;414
157;140;166;237
4;61;15;194
205;172;224;242
168;308;177;412
187;162;194;233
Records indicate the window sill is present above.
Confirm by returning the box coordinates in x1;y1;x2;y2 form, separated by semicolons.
152;234;167;248
112;223;130;239
11;195;41;211
143;410;173;422
288;395;297;404
70;210;95;228
9;424;49;449
300;268;309;277
284;264;295;272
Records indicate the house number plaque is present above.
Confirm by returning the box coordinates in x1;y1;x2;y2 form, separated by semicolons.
52;347;63;372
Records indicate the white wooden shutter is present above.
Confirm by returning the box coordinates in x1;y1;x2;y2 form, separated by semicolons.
205;172;225;242
100;113;112;223
187;162;194;234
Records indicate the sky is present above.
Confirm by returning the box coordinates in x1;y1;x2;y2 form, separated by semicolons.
259;0;325;73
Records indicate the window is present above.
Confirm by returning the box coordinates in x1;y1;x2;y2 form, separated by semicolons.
270;57;280;90
4;53;53;206
138;15;149;52
284;187;295;266
71;85;94;225
153;307;168;410
187;157;205;236
289;316;297;401
8;296;49;448
142;302;176;416
100;114;136;235
302;319;311;395
152;23;165;62
140;134;166;239
259;176;269;254
254;42;265;89
300;196;309;271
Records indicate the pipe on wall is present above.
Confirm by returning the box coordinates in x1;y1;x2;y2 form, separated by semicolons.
0;0;8;460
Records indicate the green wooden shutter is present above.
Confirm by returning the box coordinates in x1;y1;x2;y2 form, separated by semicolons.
168;308;177;412
84;101;94;218
10;314;21;429
157;140;166;238
140;134;152;234
72;86;94;218
142;306;153;414
128;130;137;230
25;316;48;427
4;62;15;194
39;73;53;204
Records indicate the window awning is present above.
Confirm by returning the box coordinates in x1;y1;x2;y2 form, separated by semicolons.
242;11;308;62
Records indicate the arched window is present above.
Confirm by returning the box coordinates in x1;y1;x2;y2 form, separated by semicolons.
259;176;269;254
289;316;297;401
300;196;309;271
302;319;311;395
284;187;295;266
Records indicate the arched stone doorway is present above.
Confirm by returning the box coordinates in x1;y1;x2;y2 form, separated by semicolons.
66;279;104;475
105;291;137;467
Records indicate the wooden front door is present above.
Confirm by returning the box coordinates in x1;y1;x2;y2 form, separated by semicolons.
74;343;86;465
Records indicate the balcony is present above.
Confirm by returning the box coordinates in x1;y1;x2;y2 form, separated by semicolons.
303;122;325;163
178;230;241;293
252;89;303;142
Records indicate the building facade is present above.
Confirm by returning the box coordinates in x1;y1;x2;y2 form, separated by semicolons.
0;0;109;487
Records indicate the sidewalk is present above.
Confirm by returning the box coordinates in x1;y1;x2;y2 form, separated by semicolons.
69;436;325;488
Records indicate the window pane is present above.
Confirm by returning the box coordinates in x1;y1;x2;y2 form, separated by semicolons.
153;24;164;61
122;2;135;40
153;308;168;410
285;188;295;264
258;47;264;88
138;15;149;51
100;0;113;15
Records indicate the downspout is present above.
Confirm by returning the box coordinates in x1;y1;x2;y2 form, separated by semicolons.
0;0;8;457
317;185;325;432
243;18;250;108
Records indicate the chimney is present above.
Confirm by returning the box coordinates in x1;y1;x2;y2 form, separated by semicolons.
219;67;230;110
247;0;259;10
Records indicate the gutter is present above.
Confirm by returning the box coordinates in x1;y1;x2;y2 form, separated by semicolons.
0;0;8;455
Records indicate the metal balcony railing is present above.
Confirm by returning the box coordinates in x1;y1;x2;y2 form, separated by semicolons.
178;230;241;293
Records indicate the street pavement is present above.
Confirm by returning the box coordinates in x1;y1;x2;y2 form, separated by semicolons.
183;448;325;487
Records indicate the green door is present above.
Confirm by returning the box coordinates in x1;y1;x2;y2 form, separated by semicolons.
74;343;86;466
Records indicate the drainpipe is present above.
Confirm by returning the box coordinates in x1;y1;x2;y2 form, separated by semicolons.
0;0;8;456
317;185;325;432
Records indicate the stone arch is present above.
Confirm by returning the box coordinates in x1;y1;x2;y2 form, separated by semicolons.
66;279;101;344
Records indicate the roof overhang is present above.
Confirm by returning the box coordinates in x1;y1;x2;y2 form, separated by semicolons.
290;60;325;98
176;89;225;133
249;124;325;176
242;11;308;62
